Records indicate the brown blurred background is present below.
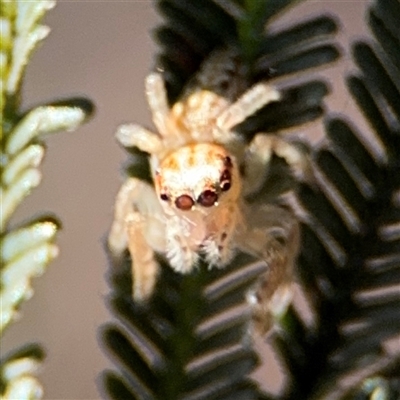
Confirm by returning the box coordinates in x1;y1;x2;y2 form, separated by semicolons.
3;1;368;399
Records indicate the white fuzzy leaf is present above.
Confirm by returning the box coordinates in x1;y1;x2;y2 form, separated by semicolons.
1;221;58;263
1;169;41;231
0;376;43;400
2;357;41;382
2;243;58;289
4;0;55;96
1;243;58;332
15;0;55;35
5;105;87;156
7;25;50;94
0;17;11;49
2;144;45;186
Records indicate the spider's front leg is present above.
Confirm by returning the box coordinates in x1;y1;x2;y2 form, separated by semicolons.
144;72;171;137
116;124;163;155
239;204;300;334
115;73;172;155
108;177;166;301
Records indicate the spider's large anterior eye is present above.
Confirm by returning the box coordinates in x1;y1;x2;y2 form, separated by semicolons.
198;190;218;207
220;169;231;191
175;194;195;210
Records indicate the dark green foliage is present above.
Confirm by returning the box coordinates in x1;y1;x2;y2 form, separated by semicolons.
342;357;400;400
103;254;265;399
100;0;393;399
153;0;338;103
270;0;400;398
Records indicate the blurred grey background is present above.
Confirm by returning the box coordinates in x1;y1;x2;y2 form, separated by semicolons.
3;1;368;399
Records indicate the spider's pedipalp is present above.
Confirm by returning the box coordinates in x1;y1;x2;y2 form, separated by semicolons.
216;82;281;132
166;219;200;274
145;72;170;136
116;124;163;155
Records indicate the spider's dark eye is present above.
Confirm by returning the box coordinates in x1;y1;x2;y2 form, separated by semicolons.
160;193;169;201
220;169;231;191
224;156;232;167
197;190;218;207
175;194;194;210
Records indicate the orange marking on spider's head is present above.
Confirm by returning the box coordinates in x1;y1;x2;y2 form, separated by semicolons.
162;153;178;170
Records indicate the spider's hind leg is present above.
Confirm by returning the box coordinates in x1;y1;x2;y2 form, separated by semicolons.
239;204;300;335
216;82;281;133
214;82;281;159
243;133;313;196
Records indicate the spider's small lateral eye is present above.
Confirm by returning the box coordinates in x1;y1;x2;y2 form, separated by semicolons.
220;169;231;191
198;190;218;207
224;156;232;167
175;194;195;210
160;193;169;201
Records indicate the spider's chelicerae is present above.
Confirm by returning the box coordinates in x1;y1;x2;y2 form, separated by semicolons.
109;49;307;333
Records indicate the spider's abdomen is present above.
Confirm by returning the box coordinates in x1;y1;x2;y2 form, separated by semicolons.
169;91;229;142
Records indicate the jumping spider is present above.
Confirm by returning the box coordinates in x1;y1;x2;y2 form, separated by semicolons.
109;49;307;333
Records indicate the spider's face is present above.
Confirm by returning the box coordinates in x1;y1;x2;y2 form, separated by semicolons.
155;143;240;213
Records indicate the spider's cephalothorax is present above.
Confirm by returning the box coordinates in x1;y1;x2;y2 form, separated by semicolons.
109;48;306;333
155;143;240;212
